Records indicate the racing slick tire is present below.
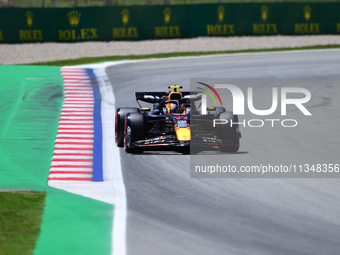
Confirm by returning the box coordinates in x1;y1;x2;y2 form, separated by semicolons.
216;111;240;153
124;112;146;154
115;107;139;147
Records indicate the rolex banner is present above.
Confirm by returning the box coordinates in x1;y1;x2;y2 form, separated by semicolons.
104;6;146;41
189;4;243;37
283;3;334;35
240;3;284;36
144;5;189;39
0;3;340;43
49;8;105;42
0;8;50;43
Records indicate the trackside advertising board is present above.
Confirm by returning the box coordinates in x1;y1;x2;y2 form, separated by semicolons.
0;3;340;43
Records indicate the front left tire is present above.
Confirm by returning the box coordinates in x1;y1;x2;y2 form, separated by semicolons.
124;112;146;153
115;107;139;147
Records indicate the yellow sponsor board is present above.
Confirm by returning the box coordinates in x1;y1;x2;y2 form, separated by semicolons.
59;11;98;41
113;27;138;39
155;7;181;38
19;30;43;41
206;6;234;36
112;9;139;39
59;28;98;40
155;26;180;37
295;23;320;34
253;6;278;35
0;31;3;41
295;5;319;34
253;23;278;34
154;8;180;38
19;11;43;41
206;24;234;35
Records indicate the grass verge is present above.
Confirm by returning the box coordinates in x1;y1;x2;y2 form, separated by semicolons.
0;192;46;255
29;44;340;66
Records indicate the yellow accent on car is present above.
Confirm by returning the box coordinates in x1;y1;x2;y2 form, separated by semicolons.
175;128;191;141
168;91;182;100
168;85;182;89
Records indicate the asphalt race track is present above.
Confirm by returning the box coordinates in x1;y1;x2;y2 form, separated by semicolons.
106;50;340;255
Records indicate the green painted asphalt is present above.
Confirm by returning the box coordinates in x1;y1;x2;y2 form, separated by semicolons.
0;65;63;190
34;187;113;255
0;65;113;255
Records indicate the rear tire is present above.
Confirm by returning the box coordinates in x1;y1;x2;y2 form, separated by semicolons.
124;112;146;154
216;112;240;153
115;107;139;147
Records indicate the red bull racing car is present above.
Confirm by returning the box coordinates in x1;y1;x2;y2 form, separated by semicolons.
115;86;241;154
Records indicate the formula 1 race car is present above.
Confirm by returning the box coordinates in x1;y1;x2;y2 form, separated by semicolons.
115;86;241;154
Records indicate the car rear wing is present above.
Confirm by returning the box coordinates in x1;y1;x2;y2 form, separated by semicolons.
135;92;167;103
135;91;201;104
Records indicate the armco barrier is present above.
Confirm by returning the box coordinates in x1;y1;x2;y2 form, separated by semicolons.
0;3;340;43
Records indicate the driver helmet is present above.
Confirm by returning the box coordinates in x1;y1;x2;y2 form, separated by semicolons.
166;103;185;114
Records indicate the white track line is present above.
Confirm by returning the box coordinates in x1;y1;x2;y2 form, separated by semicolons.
93;65;126;255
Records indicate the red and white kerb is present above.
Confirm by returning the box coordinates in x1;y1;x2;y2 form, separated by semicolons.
48;67;94;181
